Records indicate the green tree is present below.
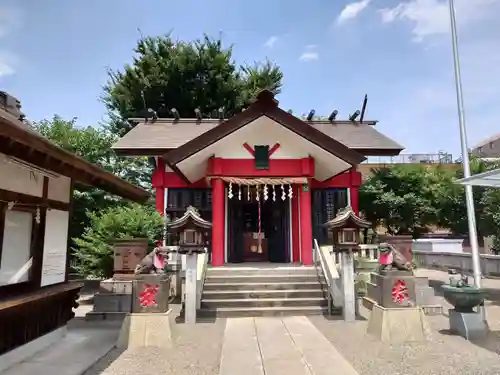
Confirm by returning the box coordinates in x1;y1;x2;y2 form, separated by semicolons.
437;158;500;238
72;204;164;278
102;34;283;134
32;116;154;243
359;165;449;236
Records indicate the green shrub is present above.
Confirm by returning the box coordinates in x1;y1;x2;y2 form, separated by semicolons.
72;203;164;278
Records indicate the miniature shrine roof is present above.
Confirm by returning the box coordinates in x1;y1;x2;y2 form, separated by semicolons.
168;206;212;230
323;206;371;229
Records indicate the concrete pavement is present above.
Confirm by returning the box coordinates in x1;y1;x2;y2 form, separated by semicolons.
6;268;500;375
0;322;120;375
219;317;358;375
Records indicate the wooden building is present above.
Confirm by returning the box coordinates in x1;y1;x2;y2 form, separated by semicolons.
0;108;149;371
113;90;404;266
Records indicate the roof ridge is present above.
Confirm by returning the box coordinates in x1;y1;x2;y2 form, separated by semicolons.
128;117;378;125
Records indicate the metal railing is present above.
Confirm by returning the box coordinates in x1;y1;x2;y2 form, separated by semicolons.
361;153;454;165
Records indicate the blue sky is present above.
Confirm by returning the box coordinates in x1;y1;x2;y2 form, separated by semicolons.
1;0;500;157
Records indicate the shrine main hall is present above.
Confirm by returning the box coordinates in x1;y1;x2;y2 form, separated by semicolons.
113;90;403;266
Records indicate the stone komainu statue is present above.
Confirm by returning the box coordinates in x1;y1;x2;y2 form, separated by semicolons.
134;247;166;275
378;242;412;272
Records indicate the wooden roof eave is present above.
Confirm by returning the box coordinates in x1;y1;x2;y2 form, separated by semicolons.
0;111;150;203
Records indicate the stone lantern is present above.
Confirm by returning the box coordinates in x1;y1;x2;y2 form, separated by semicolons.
324;206;371;251
167;206;212;324
323;206;371;322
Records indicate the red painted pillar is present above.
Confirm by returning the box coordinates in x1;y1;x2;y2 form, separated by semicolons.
152;159;165;216
211;178;225;267
349;187;359;215
299;181;313;265
349;168;362;216
155;187;165;216
291;184;300;263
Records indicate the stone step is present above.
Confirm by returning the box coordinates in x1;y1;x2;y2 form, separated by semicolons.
203;281;325;291
198;305;338;318
201;297;327;308
206;266;319;276
205;274;322;284
202;289;326;300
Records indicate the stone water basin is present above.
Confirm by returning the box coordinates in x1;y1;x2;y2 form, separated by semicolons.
441;284;485;312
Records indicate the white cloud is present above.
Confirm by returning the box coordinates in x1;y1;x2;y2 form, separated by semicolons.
263;36;279;49
299;51;319;62
0;5;21;77
305;44;318;49
379;32;500;154
379;0;499;42
337;0;371;24
0;52;16;77
0;5;20;38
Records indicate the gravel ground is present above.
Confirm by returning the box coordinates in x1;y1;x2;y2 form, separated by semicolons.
83;305;226;375
81;269;500;375
310;306;500;375
309;271;500;375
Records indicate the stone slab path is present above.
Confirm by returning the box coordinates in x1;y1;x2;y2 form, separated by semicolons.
1;322;120;375
219;317;358;375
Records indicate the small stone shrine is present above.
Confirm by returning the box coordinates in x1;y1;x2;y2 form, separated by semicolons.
113;238;150;276
113;231;186;349
323;206;371;322
167;206;212;324
88;238;153;320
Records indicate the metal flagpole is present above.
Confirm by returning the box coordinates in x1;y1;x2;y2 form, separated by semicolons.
448;0;484;316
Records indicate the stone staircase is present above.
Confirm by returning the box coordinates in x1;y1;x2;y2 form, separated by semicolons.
199;265;338;318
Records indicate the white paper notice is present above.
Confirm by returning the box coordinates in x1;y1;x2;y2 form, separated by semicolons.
41;209;69;286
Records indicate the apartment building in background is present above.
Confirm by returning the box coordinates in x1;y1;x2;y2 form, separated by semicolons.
471;133;500;158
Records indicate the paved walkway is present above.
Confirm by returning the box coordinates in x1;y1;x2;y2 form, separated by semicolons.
7;269;500;375
219;317;358;375
1;321;121;375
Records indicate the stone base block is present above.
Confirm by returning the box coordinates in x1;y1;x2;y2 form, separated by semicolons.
99;279;133;294
414;276;435;306
369;272;417;308
415;286;435;306
93;293;132;313
367;304;431;343
449;309;489;341
132;275;170;313
116;311;173;349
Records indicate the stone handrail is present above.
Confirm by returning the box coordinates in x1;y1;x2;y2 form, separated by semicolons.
314;239;343;311
179;249;209;310
196;250;209;310
328;244;379;267
413;250;500;277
